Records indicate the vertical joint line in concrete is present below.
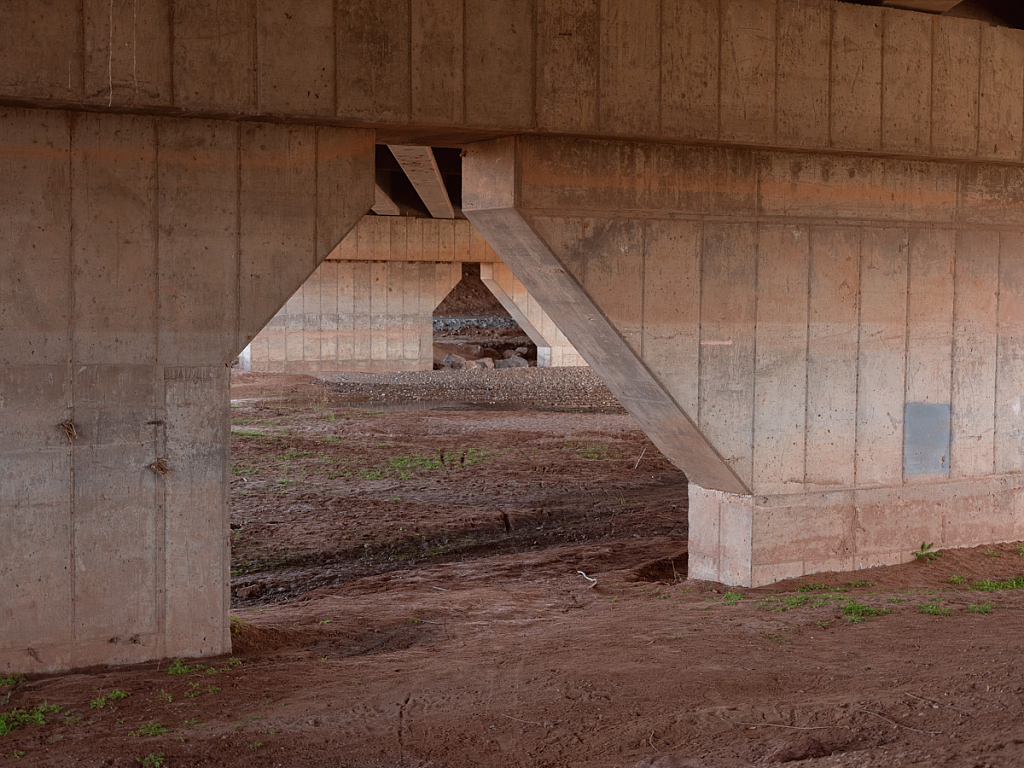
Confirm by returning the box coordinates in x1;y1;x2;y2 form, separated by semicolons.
79;0;87;95
595;0;602;133
167;0;175;104
750;222;760;488
152;117;167;651
314;127;320;275
852;227;864;488
252;0;260;113
461;0;467;124
656;0;663;137
67;112;78;648
928;17;936;156
332;0;340;117
696;220;705;429
803;226;812;488
993;234;1002;475
949;232;960;478
715;0;723;141
974;24;983;157
529;0;538;129
235;124;243;353
773;0;780;145
405;0;413;120
639;220;647;360
827;2;834;149
879;10;886;151
902;228;912;484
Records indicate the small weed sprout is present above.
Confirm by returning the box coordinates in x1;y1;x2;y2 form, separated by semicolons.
971;576;1024;591
0;703;62;736
1017;542;1024;557
166;658;201;675
948;574;968;585
0;675;25;688
917;602;952;616
136;753;165;767
130;722;169;737
248;742;263;750
966;603;993;614
842;600;891;623
721;592;743;605
913;542;943;562
982;548;1002;558
90;689;130;710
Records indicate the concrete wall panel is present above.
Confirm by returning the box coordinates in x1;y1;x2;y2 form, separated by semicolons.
172;0;256;113
0;111;71;366
699;223;757;487
855;228;908;487
257;0;334;116
776;0;830;148
951;230;999;478
83;0;172;108
466;0;534;128
753;224;809;494
805;226;860;488
337;0;411;123
598;0;659;136
535;0;598;133
157;120;239;366
979;25;1024;161
411;0;464;124
71;113;158;366
162;367;230;658
996;234;1024;474
932;17;981;157
905;229;955;459
0;1;83;102
661;0;719;142
642;220;701;415
720;0;777;145
580;219;644;353
830;3;882;151
881;10;931;154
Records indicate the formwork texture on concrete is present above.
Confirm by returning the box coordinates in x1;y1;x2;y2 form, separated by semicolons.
2;1;1024;163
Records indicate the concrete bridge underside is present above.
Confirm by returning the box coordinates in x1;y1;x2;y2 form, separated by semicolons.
4;0;1024;671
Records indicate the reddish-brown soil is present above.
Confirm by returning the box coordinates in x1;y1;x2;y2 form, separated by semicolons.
7;373;1024;767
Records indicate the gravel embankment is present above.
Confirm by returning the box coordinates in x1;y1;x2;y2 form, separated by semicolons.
318;367;625;413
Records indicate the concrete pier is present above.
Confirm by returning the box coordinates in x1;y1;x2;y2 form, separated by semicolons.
0;109;372;671
464;134;1024;586
246;217;583;372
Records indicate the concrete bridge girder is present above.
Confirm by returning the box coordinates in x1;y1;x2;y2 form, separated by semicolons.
0;108;374;673
464;135;1024;587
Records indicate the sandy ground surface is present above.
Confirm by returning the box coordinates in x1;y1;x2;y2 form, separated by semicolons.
6;371;1024;767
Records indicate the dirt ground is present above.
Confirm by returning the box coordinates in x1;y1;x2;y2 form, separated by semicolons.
7;372;1024;767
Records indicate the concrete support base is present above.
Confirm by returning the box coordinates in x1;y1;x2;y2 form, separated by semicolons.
689;479;1024;587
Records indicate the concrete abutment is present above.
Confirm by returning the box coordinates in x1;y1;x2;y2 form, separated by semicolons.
464;134;1024;587
0;107;373;672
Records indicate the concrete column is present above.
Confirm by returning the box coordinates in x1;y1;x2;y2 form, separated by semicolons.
480;263;586;367
0;107;372;672
464;135;1024;587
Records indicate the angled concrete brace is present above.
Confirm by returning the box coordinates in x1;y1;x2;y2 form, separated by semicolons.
463;137;747;495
